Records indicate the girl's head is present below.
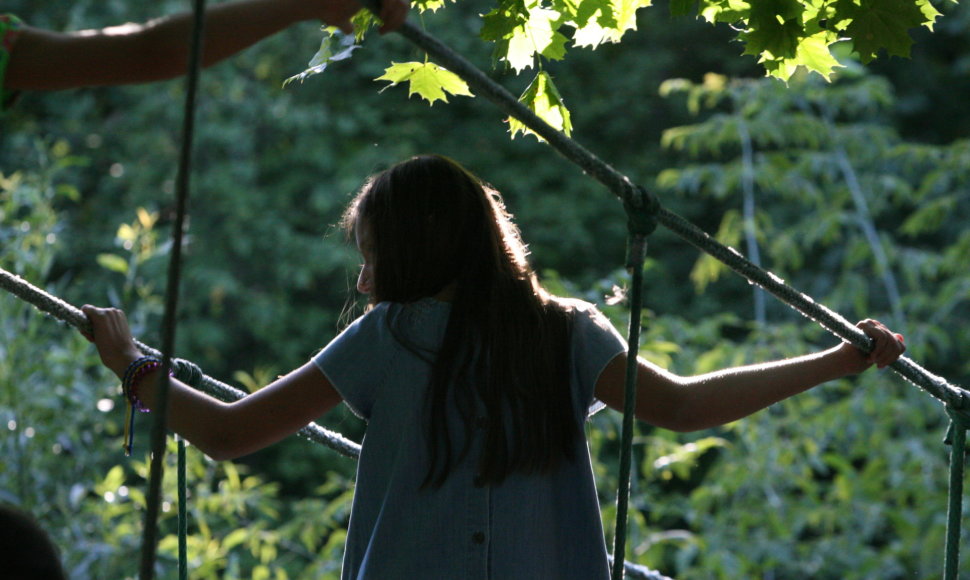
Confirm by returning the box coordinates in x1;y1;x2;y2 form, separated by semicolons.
342;155;532;303
344;155;577;487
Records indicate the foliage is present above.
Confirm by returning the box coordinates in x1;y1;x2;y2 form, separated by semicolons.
1;151;357;579
2;0;968;578
293;0;961;142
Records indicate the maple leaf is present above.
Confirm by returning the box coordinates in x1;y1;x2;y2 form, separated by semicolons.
836;0;940;63
509;71;573;140
481;0;531;41
375;62;474;105
571;0;651;48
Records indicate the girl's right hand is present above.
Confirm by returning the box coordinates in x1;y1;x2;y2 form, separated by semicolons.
81;305;144;379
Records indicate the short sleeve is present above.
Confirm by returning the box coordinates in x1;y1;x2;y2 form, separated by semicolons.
1;15;24;110
312;303;400;420
568;301;627;414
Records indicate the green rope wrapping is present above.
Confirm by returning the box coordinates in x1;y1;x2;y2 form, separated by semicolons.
178;436;188;580
944;408;969;579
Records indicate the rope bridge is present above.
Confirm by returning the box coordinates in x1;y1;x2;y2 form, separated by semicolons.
2;0;968;578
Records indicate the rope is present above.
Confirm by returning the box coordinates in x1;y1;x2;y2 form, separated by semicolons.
356;7;969;419
357;7;970;577
178;436;188;580
0;266;362;459
612;231;649;580
138;0;206;574
944;408;969;579
4;5;966;577
0;266;681;577
607;555;676;580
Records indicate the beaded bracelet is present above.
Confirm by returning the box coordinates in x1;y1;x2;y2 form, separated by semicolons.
120;356;168;456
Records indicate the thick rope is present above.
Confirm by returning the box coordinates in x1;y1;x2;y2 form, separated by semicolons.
138;1;207;574
0;267;362;458
0;265;678;577
361;10;970;578
359;11;969;419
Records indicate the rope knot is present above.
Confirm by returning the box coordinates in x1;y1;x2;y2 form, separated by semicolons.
171;358;204;388
623;183;659;238
943;405;970;447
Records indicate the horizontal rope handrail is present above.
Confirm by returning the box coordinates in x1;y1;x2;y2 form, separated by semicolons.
0;266;361;459
375;14;970;419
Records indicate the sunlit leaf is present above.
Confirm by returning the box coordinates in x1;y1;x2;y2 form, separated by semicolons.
97;253;129;275
283;28;359;87
376;61;473;105
509;71;573;140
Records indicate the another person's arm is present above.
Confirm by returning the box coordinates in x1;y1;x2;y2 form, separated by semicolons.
82;305;342;460
5;0;408;91
595;319;906;432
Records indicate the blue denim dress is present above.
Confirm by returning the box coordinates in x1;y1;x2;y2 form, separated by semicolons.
314;298;626;579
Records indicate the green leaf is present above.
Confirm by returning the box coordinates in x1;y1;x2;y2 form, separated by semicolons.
481;0;530;41
572;0;652;47
375;62;474;105
414;0;453;12
669;0;697;17
483;0;568;72
97;253;129;275
838;0;936;63
283;28;359;87
509;71;573;140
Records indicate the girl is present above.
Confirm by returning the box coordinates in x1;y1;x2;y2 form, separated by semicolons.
84;154;906;579
0;0;408;109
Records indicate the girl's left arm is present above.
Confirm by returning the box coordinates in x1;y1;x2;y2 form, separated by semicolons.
595;319;906;432
82;305;342;460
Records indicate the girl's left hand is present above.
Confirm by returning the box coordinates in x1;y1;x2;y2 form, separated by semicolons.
81;305;144;379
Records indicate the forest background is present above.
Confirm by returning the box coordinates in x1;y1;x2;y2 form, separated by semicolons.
2;0;969;578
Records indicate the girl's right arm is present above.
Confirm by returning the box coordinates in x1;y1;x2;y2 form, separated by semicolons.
82;305;342;460
594;318;905;432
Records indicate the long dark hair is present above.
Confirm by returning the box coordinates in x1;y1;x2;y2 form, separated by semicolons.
342;155;577;487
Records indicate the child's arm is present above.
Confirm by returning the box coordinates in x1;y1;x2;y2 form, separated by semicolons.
5;0;408;91
595;319;906;432
82;305;343;460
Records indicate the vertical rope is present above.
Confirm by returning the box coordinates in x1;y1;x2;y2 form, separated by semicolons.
138;0;206;577
611;232;648;579
178;437;188;580
612;192;656;579
944;409;967;579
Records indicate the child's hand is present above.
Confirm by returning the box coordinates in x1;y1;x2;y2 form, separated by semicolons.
81;305;144;379
840;318;906;374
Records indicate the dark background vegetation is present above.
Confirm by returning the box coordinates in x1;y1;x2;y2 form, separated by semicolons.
2;0;969;577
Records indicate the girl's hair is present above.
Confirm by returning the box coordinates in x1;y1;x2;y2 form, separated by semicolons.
342;154;577;487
